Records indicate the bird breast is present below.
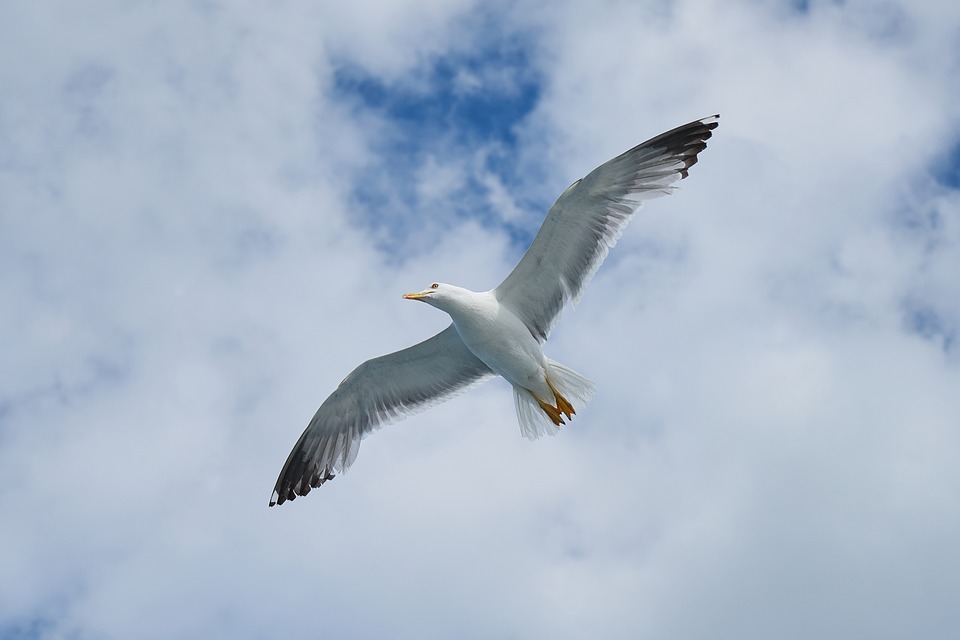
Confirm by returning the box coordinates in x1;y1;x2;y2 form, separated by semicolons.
446;292;546;390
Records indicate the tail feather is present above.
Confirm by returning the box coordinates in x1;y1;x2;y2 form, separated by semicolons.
514;387;561;440
546;358;596;405
513;360;596;440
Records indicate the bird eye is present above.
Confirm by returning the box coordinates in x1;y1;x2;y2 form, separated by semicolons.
431;283;439;289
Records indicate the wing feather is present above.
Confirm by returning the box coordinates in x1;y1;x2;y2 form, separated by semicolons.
495;115;719;341
270;324;494;506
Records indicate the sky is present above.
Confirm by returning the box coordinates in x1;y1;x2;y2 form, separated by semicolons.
2;0;959;638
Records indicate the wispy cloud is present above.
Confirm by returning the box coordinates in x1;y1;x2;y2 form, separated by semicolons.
1;0;959;638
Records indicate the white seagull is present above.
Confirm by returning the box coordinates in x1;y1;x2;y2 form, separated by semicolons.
270;115;719;506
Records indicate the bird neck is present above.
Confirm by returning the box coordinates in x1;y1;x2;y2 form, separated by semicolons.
433;287;487;319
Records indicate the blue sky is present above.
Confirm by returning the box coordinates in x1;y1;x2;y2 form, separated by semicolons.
2;1;960;639
333;39;545;246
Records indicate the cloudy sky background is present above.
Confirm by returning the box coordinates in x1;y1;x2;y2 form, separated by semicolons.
2;0;959;638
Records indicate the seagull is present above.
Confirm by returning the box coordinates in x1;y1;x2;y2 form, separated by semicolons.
270;115;719;506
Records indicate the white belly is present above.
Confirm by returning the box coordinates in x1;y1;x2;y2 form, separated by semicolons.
448;294;551;398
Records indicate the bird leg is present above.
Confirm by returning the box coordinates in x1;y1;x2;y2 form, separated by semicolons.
531;392;566;426
546;377;576;420
530;377;577;426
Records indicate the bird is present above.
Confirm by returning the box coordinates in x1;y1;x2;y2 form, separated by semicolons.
270;115;719;506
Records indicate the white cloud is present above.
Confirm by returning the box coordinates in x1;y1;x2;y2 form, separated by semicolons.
1;0;959;638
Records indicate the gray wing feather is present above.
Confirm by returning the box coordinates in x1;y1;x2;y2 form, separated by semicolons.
270;324;494;506
495;115;719;341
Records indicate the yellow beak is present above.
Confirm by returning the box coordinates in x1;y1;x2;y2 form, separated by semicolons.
403;291;430;300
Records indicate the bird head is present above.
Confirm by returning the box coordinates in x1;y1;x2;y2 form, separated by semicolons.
403;282;443;305
404;282;469;312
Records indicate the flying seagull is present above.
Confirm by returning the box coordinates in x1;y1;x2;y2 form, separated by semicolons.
270;115;719;506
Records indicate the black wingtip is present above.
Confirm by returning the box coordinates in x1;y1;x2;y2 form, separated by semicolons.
269;469;337;507
645;114;720;180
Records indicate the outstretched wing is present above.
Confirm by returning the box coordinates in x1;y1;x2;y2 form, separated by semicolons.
495;115;719;341
270;324;494;506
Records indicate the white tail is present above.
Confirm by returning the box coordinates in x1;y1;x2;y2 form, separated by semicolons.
512;359;596;440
